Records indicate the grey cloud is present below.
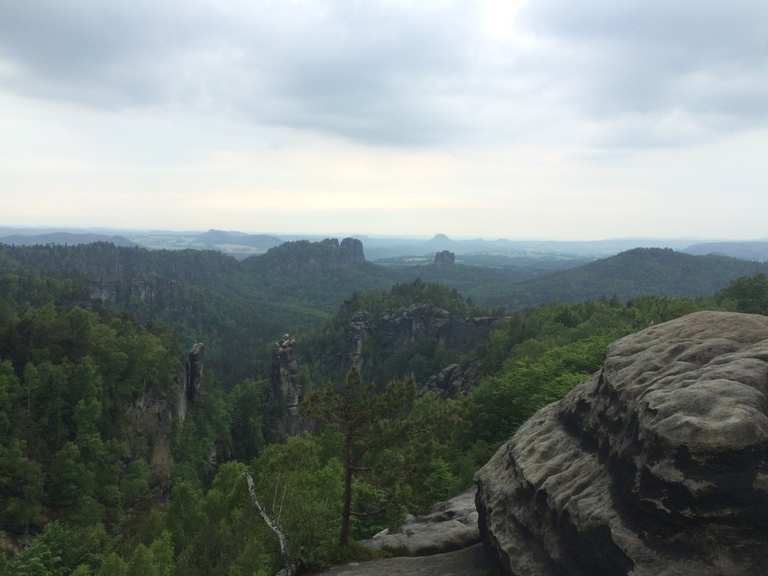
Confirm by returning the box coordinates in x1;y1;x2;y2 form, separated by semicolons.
518;0;768;144
0;0;766;148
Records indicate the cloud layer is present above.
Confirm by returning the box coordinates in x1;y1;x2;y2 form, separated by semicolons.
2;0;765;147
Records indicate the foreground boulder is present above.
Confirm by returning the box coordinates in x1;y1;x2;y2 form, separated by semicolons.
476;311;768;576
363;490;479;556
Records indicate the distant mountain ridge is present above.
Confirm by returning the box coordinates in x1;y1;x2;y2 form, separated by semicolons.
196;229;282;250
685;241;768;262
489;247;768;309
0;231;136;247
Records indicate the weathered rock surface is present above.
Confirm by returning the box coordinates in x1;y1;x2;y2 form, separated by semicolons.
340;237;366;266
322;301;502;387
433;250;456;267
424;362;480;397
255;237;367;272
363;489;480;555
476;311;768;576
377;305;500;352
318;543;493;576
271;334;303;437
129;342;205;491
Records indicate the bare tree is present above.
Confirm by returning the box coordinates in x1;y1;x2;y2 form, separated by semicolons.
244;472;297;576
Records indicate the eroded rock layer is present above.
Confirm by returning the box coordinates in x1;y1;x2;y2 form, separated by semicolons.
476;311;768;576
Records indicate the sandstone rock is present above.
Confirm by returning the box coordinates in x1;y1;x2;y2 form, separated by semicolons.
476;311;768;576
424;362;480;397
433;250;456;267
129;342;206;492
271;334;303;437
363;489;480;556
340;237;366;265
320;543;492;576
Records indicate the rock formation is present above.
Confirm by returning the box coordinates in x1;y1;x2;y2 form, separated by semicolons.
177;342;204;425
378;304;499;350
433;250;456;267
271;334;303;437
476;311;768;576
339;237;366;266
129;342;205;492
255;237;366;272
324;302;501;388
363;489;480;556
424;362;480;397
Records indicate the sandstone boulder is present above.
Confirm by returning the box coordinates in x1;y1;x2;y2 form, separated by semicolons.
363;489;480;556
476;311;768;576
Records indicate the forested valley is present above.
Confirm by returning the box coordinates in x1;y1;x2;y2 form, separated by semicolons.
2;239;768;575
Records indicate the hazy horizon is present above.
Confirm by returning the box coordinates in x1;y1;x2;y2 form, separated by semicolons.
1;223;765;245
2;1;767;238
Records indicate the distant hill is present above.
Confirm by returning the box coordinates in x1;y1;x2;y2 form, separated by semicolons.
489;248;768;309
685;241;768;262
0;231;136;247
3;242;765;385
196;229;282;250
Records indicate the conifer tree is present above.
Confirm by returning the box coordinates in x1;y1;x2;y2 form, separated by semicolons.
304;368;414;546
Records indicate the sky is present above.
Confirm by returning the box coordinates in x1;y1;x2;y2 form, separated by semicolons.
0;0;767;239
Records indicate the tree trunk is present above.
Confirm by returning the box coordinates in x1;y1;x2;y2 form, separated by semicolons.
340;443;353;546
244;472;296;576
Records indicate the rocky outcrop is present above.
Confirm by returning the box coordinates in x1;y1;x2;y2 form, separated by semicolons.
348;311;369;374
186;342;205;402
323;303;501;388
254;237;366;272
364;489;480;556
476;311;768;576
323;544;494;576
424;362;480;397
271;334;303;437
128;342;205;491
340;237;366;266
177;342;204;425
378;305;499;351
433;250;456;267
321;544;492;576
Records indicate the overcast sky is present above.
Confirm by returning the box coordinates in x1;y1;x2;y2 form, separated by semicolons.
1;0;766;239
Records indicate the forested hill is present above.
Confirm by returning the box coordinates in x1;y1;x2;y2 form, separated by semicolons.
3;242;765;387
487;248;768;309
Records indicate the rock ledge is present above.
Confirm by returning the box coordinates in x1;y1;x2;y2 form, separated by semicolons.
476;311;768;576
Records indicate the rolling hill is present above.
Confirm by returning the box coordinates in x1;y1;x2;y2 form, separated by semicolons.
488;248;768;309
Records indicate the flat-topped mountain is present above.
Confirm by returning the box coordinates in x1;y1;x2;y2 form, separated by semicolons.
245;237;366;271
477;311;768;575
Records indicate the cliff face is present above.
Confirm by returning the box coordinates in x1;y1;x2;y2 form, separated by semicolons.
270;334;303;438
128;342;205;491
253;237;367;272
476;311;768;576
433;250;456;267
322;302;501;390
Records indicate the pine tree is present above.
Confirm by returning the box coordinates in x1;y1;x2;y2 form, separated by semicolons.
304;369;414;546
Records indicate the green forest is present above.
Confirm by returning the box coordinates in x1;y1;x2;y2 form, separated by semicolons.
2;242;768;575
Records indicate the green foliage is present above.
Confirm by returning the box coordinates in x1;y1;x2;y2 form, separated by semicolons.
486;248;768;309
3;245;749;576
718;273;768;314
0;302;180;535
305;280;487;386
305;370;416;545
228;379;266;462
